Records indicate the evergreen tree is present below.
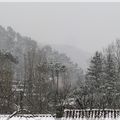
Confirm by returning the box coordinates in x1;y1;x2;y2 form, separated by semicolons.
86;51;104;108
86;51;103;91
0;51;17;113
103;46;117;108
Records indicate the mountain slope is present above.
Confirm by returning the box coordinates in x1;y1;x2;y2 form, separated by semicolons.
51;44;91;70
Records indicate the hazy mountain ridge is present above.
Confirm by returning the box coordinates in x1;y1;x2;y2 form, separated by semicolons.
51;44;91;70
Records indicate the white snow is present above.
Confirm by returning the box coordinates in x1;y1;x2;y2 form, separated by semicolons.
1;115;120;120
0;114;55;120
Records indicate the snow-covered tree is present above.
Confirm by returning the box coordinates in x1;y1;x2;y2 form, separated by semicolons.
86;51;104;108
103;45;117;108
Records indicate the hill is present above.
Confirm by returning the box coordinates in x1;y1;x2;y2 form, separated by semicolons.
51;44;91;70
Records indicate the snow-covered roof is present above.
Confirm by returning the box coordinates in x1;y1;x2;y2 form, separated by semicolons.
0;114;55;120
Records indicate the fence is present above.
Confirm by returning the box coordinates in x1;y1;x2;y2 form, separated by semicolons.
64;109;120;118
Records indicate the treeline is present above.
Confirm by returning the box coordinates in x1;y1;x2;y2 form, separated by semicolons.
0;26;84;114
1;25;120;115
74;40;120;109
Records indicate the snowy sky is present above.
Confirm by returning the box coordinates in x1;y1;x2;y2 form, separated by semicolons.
0;2;120;53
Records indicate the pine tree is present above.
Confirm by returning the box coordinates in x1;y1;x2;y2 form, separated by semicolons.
86;51;103;90
103;46;117;108
86;51;104;108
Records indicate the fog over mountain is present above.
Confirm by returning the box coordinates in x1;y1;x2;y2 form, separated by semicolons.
0;2;119;55
51;44;91;70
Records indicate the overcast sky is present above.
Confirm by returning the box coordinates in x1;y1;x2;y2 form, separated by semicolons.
0;2;120;53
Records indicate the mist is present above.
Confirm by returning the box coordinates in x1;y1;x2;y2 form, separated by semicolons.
0;2;119;53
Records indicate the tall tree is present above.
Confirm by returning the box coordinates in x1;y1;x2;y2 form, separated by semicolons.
103;45;117;108
0;51;17;113
86;51;104;109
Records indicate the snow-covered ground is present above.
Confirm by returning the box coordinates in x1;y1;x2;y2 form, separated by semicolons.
0;114;55;120
1;118;120;120
0;115;120;120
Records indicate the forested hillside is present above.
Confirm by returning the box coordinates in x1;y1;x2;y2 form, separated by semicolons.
74;40;120;109
1;25;120;115
0;26;84;114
